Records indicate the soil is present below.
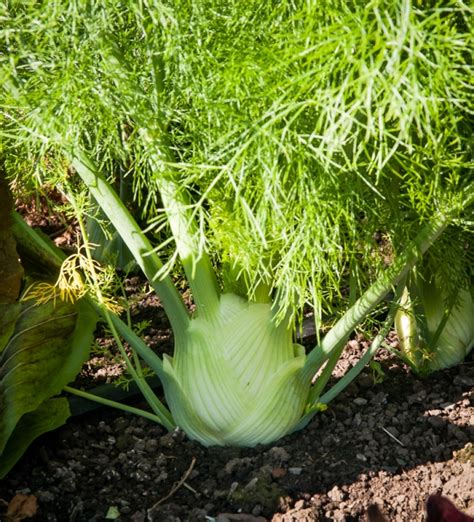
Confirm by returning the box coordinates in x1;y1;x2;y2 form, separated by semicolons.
1;201;473;522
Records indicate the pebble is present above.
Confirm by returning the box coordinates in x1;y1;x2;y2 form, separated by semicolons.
447;424;468;442
98;421;112;434
145;438;159;452
271;467;287;479
353;397;368;406
216;514;267;522
265;446;290;464
159;432;175;448
453;375;474;387
440;402;457;410
370;392;388;405
327;486;344;502
134;439;146;452
427;416;445;428
225;457;253;475
36;490;55;502
289;467;303;475
357;374;374;388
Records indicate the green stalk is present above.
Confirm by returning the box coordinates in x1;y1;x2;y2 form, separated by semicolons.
11;212;64;271
303;186;474;385
75;206;176;430
310;263;383;400
97;306;176;430
12;210;176;429
107;312;168;380
63;385;163;424
318;297;399;405
308;336;348;401
146;142;221;320
71;151;190;337
293;303;397;433
101;38;221;320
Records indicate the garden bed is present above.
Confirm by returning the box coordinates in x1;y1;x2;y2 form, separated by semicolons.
1;303;472;521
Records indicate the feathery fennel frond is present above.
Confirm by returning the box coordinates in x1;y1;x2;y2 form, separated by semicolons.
1;0;472;322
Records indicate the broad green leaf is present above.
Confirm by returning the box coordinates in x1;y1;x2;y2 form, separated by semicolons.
0;398;70;479
0;303;21;352
0;297;96;456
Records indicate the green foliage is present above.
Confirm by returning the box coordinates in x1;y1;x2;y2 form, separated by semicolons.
0;398;70;479
0;1;473;446
1;0;472;323
0;297;96;477
369;361;386;385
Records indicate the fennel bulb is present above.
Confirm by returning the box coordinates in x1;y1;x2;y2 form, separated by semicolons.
161;294;308;446
395;276;474;373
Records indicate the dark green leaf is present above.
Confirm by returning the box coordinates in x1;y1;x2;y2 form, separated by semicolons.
0;297;96;455
0;398;70;479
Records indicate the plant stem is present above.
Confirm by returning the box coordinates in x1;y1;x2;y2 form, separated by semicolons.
74;206;176;430
71;151;190;337
99;306;176;430
101;38;221;320
147;144;221;320
318;298;398;405
302;190;472;383
63;385;163;424
293;299;398;433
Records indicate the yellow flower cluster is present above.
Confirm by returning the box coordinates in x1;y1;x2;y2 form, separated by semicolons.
22;248;123;314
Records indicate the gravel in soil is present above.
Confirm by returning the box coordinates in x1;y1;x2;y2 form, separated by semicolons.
1;343;472;522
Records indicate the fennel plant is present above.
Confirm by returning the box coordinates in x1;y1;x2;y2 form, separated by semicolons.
1;0;473;445
394;253;473;374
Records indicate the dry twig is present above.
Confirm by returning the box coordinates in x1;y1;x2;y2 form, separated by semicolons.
149;457;197;511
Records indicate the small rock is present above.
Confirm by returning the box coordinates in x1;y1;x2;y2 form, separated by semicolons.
265;446;290;464
327;486;343;502
294;499;305;509
224;457;253;475
98;421;112;434
216;514;266;522
357;374;374;389
447;424;468;442
271;467;287;479
332;509;346;521
159;432;175;448
130;511;146;522
244;477;259;491
289;467;303;475
370;392;387;405
36;490;55;503
356;453;367;462
145;439;159;453
116;435;131;451
427;416;445;428
134;439;145;452
440;402;456;410
453;375;474;387
353;397;368;406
